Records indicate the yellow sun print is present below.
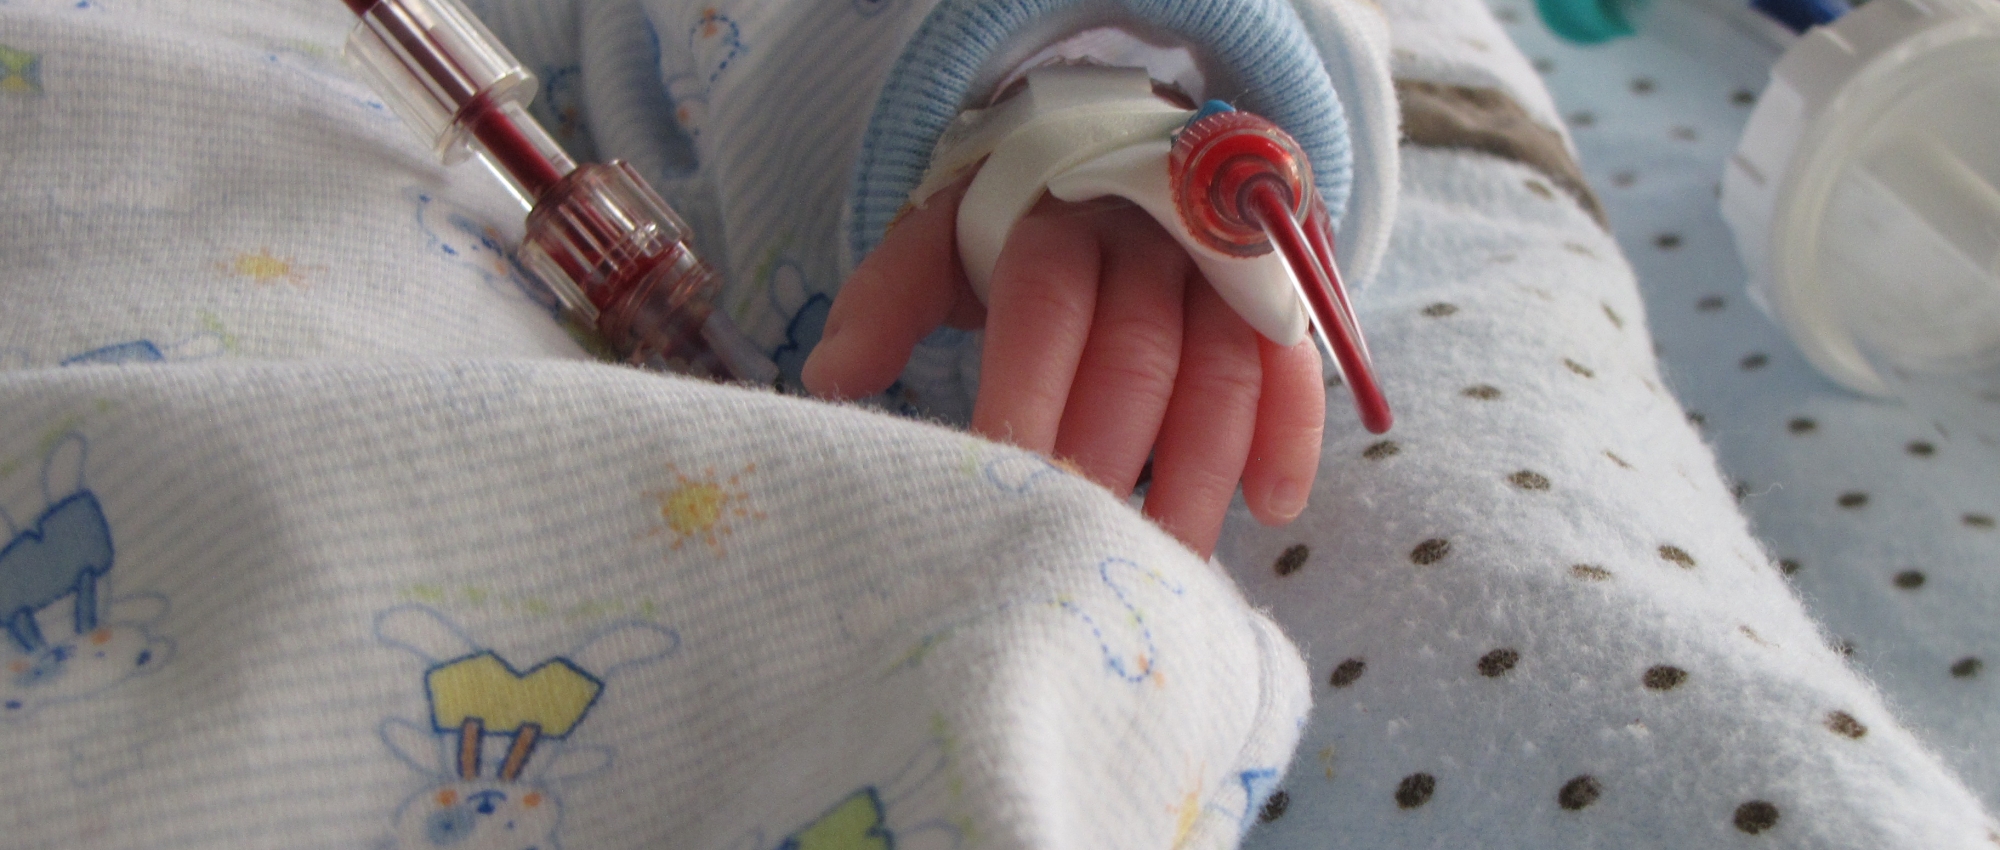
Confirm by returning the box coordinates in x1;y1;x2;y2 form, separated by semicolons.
218;248;318;289
643;463;763;555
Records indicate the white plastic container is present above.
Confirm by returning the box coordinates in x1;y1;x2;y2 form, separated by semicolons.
1722;0;2000;448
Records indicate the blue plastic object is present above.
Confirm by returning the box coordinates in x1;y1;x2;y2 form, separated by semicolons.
1536;0;1847;44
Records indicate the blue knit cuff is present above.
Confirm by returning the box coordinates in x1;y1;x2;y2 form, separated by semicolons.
846;0;1353;266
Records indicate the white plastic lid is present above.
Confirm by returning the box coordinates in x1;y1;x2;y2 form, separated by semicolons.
1721;0;2000;395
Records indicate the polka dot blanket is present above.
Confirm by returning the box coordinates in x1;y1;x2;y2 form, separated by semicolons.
1220;0;2000;845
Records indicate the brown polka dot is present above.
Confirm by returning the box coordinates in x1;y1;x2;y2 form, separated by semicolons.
1826;711;1867;739
1659;545;1696;568
1534;57;1555;73
1631;76;1655;94
1654;233;1682;250
1422;302;1459;317
1364;440;1401;460
1603;304;1624;329
1571;564;1612;581
1688;411;1707;427
1569;109;1595;127
1780;559;1802;575
1740;353;1768;370
1524;179;1555;200
1395;773;1436;809
1643;665;1689;690
1670;125;1699;142
1509;470;1551;491
1894;570;1925;589
1463;384;1503;400
1274;544;1310;576
1259;789;1290;822
1731;481;1751;502
1788;417;1817;434
1605;451;1632;469
1558;775;1601;810
1952;657;1983;678
1477;648;1520;677
1696;294;1726;312
1838;491;1869;509
1611;170;1638;188
1837;639;1857;657
1732;88;1757;106
1966;513;1995;529
1329;658;1366;688
1564;359;1595;378
1734;801;1780;834
1411;538;1451;565
1907;440;1935;456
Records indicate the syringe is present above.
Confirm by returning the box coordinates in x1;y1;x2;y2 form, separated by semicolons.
339;0;773;383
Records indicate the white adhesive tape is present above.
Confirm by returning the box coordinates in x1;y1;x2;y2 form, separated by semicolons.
916;64;1310;346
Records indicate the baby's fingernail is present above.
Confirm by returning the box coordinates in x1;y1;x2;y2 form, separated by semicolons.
1268;477;1309;523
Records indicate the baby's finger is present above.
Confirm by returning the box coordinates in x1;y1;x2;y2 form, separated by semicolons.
1241;336;1325;526
1143;277;1263;557
971;204;1103;452
1052;209;1188;495
802;183;980;400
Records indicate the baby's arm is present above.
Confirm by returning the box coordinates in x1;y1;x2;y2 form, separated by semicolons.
801;180;1326;557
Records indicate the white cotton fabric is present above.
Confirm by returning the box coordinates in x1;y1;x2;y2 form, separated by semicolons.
1215;0;2000;846
0;3;1307;848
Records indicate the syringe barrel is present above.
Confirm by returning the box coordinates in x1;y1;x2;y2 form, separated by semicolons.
342;0;573;189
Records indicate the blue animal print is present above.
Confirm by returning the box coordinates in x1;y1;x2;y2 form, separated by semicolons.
374;605;677;850
0;433;172;719
411;189;563;316
889;556;1185;685
1058;557;1185;683
660;7;747;143
0;490;111;652
770;292;830;384
719;738;964;850
1230;768;1281;830
60;331;225;366
982;452;1066;495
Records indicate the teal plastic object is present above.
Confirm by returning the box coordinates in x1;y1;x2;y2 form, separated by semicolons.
1536;0;1643;43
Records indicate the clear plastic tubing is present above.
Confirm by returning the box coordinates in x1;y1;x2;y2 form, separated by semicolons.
1170;110;1393;433
340;0;771;383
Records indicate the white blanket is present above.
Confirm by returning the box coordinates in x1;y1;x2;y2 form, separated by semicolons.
0;3;1305;848
2;0;1994;847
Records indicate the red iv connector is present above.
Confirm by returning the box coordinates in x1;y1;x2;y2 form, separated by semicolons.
339;0;771;382
1170;109;1392;434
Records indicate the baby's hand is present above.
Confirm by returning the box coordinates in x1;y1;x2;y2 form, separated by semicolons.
801;180;1325;556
